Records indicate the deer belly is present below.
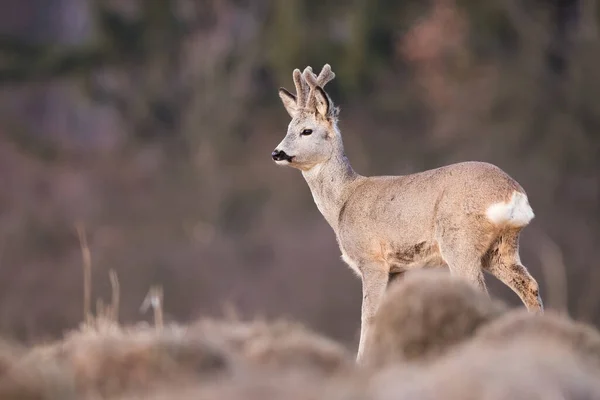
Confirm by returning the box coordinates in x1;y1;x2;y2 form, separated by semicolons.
386;241;444;272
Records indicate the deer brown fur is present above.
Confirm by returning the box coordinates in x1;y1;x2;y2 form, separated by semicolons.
272;64;544;363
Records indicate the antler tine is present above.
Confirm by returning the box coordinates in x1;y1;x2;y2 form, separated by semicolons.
303;64;335;90
316;64;335;87
303;68;317;89
293;68;311;107
302;64;336;110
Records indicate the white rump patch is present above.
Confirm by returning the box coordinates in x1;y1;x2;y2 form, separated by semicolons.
486;191;535;227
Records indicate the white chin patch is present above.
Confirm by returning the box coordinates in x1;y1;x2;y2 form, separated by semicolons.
275;159;292;165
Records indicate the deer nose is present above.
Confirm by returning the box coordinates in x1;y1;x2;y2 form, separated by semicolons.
272;149;286;161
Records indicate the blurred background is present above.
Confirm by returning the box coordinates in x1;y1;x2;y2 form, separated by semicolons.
0;0;598;347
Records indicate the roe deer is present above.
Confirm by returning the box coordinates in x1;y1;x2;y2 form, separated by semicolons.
271;64;543;363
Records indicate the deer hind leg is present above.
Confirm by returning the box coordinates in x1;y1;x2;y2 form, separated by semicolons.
483;229;544;313
438;228;491;295
441;249;489;295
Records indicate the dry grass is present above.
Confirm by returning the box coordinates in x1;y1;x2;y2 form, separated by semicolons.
189;317;353;376
13;320;235;399
370;336;600;400
473;309;600;372
0;337;76;400
0;316;356;400
110;369;368;400
1;265;600;399
362;269;507;368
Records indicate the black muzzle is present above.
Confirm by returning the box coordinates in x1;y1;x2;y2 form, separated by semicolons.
272;149;293;162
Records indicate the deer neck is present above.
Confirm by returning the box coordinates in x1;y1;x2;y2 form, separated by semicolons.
301;139;360;233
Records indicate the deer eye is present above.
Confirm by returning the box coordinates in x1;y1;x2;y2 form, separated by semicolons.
301;129;313;136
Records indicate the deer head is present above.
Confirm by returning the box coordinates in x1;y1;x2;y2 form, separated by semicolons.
272;64;340;171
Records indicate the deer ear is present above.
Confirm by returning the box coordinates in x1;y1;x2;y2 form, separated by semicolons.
314;86;331;118
279;88;298;117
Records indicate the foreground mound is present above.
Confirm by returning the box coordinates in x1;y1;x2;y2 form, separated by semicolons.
473;309;600;372
363;269;507;368
0;316;354;399
17;321;236;399
189;317;353;375
370;336;600;400
3;270;600;399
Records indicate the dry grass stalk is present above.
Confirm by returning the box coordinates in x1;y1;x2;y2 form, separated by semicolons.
76;222;92;325
73;239;121;331
140;286;164;331
96;298;106;321
109;269;120;323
